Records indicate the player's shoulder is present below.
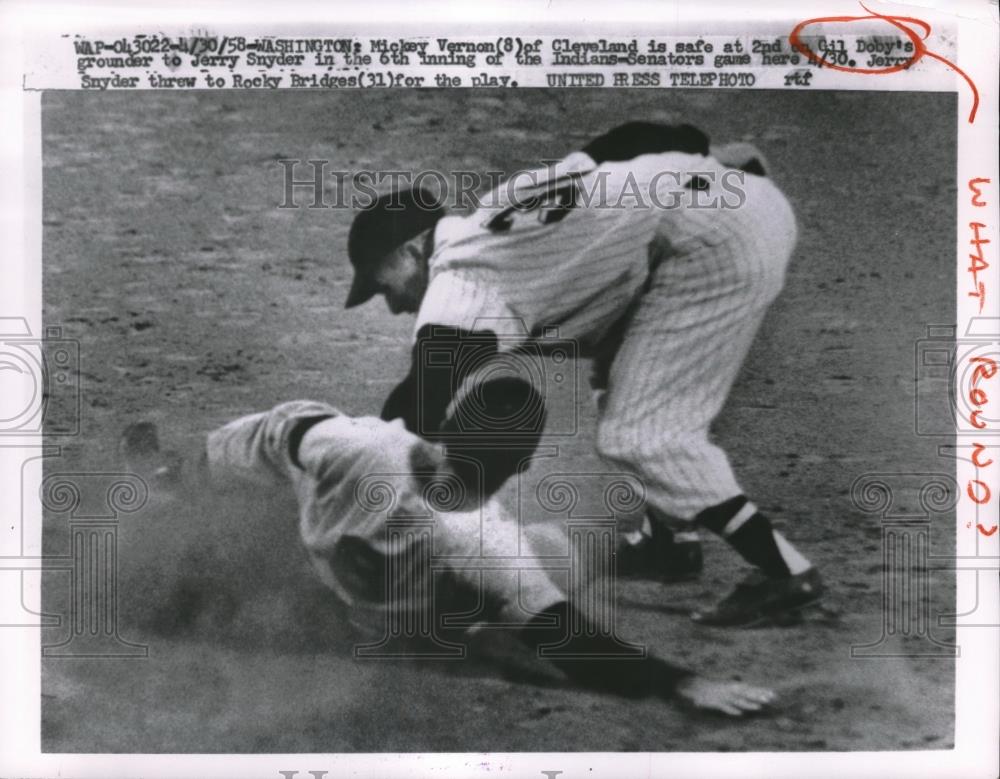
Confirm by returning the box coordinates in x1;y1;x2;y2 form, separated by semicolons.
429;210;479;257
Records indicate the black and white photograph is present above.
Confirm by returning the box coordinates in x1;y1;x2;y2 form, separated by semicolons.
1;4;998;777
38;87;958;751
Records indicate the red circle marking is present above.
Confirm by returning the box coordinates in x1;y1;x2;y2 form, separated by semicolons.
789;10;926;74
789;3;980;122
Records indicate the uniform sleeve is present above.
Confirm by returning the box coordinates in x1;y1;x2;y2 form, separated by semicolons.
414;270;523;344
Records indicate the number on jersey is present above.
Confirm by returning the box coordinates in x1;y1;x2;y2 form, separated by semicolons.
484;174;582;234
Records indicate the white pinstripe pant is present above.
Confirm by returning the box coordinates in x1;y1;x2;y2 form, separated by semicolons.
595;175;798;520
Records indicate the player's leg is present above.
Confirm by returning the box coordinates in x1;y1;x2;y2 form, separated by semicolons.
596;177;822;626
517;596;776;715
296;419;774;715
590;304;704;583
430;495;773;715
615;506;704;582
124;405;773;713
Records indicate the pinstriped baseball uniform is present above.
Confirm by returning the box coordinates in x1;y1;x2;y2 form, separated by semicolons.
204;400;563;624
415;152;798;519
415;150;671;346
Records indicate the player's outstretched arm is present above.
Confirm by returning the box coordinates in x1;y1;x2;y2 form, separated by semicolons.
517;600;775;717
673;676;776;717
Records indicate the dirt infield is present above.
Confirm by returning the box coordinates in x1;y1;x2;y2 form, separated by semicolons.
41;88;957;752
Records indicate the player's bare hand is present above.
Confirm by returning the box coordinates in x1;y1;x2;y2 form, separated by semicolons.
675;677;776;717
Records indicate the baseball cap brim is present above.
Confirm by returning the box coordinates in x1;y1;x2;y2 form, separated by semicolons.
344;272;377;309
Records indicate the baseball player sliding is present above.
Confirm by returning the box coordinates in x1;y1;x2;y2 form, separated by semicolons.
343;121;823;627
121;402;775;716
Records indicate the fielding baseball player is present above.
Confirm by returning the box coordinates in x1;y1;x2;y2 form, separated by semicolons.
342;121;823;627
121;402;775;716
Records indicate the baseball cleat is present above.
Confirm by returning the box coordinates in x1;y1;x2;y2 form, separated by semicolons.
120;421;183;488
690;567;824;627
615;527;703;583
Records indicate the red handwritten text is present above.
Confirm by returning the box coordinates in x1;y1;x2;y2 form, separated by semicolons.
968;220;990;314
969;355;997;536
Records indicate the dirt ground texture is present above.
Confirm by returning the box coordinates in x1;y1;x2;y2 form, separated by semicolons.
40;89;958;753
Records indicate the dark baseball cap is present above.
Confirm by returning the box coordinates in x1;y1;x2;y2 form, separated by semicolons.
345;187;447;308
